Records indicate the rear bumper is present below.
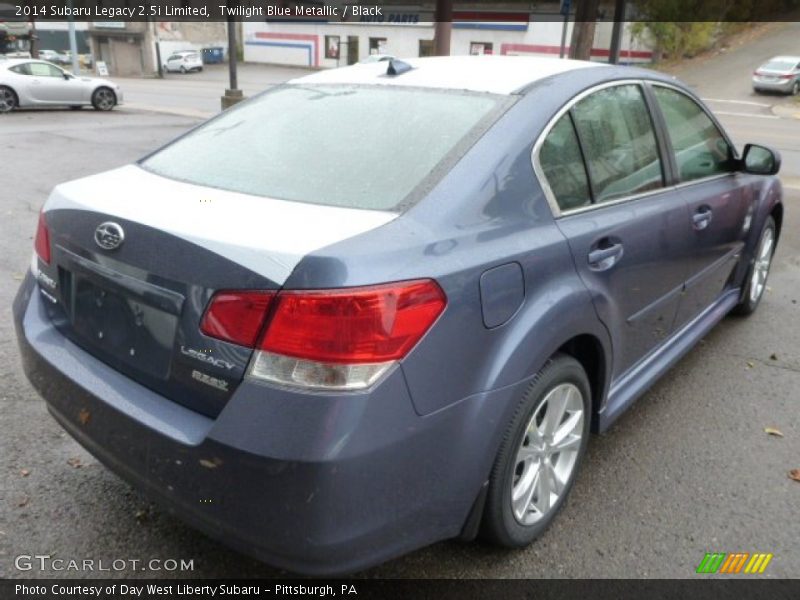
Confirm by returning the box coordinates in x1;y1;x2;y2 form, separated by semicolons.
13;273;516;574
752;77;795;93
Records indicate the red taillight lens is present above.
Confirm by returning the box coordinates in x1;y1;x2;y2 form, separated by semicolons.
200;291;275;347
259;280;446;364
34;211;51;264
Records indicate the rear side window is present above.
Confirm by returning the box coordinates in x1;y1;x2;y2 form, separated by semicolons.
570;84;664;204
653;87;733;183
9;63;30;75
142;85;504;211
538;115;591;212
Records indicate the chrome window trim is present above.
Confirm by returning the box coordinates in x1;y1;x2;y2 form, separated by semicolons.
532;79;660;219
532;78;738;219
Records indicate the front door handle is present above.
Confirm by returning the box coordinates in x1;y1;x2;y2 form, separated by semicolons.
588;242;624;271
693;207;713;230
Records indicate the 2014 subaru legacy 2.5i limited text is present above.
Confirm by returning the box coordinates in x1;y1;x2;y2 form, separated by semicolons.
13;56;783;575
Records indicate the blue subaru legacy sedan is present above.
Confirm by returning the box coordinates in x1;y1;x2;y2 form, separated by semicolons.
14;56;783;574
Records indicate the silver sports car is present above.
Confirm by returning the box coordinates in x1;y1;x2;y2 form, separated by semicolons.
0;58;123;113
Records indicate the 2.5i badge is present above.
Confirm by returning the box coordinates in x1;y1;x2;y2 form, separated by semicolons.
191;369;229;392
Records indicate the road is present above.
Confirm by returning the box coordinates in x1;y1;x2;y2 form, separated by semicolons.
1;27;799;579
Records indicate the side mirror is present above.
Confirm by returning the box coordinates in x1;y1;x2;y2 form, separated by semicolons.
740;143;781;175
63;72;71;80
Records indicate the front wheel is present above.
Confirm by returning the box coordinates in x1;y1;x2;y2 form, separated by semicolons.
792;81;800;96
0;85;18;113
481;354;591;547
733;216;776;316
92;87;116;111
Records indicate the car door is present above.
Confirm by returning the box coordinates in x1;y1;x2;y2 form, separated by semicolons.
538;82;695;379
166;55;181;72
27;62;81;103
649;84;755;329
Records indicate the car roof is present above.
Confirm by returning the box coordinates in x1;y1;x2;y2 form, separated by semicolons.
2;58;55;67
292;55;608;95
765;55;800;62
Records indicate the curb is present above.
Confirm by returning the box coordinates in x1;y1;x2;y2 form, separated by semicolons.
771;104;800;120
123;103;214;119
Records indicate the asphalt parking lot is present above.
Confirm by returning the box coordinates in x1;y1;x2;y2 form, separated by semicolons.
2;28;800;577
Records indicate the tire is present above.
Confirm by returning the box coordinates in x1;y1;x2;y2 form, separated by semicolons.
732;216;776;316
0;85;18;113
91;87;116;111
792;81;800;96
481;353;591;548
180;66;187;74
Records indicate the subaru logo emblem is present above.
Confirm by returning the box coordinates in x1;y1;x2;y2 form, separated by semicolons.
94;222;125;250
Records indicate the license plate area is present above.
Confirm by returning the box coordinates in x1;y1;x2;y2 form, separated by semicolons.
57;247;184;381
72;277;177;379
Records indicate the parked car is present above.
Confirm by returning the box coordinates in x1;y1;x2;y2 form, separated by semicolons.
752;55;800;95
163;50;203;73
39;50;69;65
0;58;122;112
14;56;782;575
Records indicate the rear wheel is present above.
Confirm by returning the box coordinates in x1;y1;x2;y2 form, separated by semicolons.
733;216;776;316
0;86;18;113
92;87;116;111
481;354;591;547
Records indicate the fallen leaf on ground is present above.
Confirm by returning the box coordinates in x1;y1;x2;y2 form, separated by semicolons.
20;469;30;477
66;457;82;468
198;458;223;469
134;509;147;521
746;361;755;369
78;408;91;425
18;496;30;507
12;273;24;281
770;353;778;361
764;427;784;437
789;469;800;483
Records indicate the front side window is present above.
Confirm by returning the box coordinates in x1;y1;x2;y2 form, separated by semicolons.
653;86;733;182
571;84;664;204
29;62;62;78
538;114;591;212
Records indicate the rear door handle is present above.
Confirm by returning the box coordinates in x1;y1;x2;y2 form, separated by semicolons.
588;243;624;271
693;207;713;230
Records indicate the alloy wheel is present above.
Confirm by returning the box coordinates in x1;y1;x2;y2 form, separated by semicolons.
94;89;115;111
749;226;774;304
0;87;16;113
511;383;584;526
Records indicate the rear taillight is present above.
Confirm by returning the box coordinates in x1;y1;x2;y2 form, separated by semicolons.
200;291;275;347
200;280;446;391
34;211;51;264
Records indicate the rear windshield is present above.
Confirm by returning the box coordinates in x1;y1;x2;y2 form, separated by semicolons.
762;60;797;71
141;84;505;211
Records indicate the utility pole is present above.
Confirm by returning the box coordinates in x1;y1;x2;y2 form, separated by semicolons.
558;0;571;58
221;18;243;110
67;0;80;74
433;0;452;56
608;0;626;64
